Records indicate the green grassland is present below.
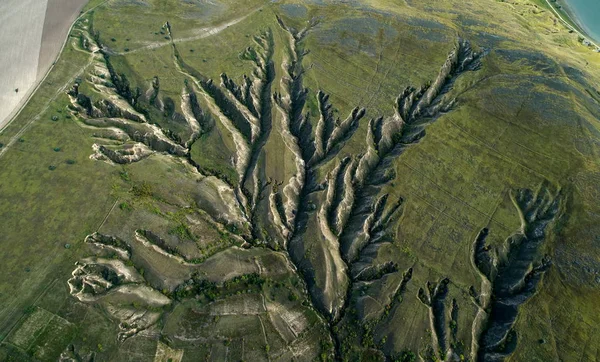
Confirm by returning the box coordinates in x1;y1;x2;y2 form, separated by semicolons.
1;0;600;361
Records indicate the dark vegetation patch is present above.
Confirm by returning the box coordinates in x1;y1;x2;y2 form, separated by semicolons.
562;64;588;85
495;48;560;74
279;4;307;18
555;244;600;289
179;0;227;20
313;17;397;56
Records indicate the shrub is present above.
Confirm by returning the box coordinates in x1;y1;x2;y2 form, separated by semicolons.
169;224;193;240
131;182;153;197
48;165;57;171
395;350;416;362
119;170;130;181
119;202;132;211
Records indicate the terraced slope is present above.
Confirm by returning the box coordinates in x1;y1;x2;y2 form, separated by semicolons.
1;0;600;361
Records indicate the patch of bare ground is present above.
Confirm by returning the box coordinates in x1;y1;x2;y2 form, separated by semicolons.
154;341;184;362
0;0;48;126
0;0;91;128
37;0;89;79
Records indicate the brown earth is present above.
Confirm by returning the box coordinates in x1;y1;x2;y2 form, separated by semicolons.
37;0;89;79
0;0;88;130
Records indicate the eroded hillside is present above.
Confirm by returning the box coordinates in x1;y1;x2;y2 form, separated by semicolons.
1;0;600;361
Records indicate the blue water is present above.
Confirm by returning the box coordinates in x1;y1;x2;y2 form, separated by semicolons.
564;0;600;42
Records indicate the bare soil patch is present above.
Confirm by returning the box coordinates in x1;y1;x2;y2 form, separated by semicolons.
0;0;88;128
37;0;89;78
0;0;48;126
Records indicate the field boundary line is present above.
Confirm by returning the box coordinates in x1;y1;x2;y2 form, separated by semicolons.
97;198;119;232
0;278;58;344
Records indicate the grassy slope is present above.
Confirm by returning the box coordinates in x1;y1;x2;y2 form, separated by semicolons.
0;0;599;360
0;24;119;342
354;1;600;359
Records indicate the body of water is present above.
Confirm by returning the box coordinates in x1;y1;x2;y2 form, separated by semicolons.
564;0;600;42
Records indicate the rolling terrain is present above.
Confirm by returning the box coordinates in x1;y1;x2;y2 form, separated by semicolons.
1;0;600;361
